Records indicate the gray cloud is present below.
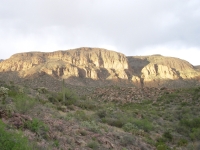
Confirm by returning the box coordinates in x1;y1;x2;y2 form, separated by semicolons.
0;0;200;65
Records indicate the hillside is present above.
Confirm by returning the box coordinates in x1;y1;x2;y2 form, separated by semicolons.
0;48;200;88
0;80;200;149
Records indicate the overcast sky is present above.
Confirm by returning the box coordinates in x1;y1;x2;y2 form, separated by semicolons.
0;0;200;65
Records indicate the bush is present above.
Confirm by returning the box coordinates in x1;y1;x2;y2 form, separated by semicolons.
163;131;173;142
133;119;153;132
156;144;170;150
120;134;135;146
177;138;188;147
25;118;49;139
75;99;97;110
122;122;137;132
0;119;34;150
48;88;78;106
0;87;9;104
102;117;124;128
81;121;100;133
74;110;91;121
178;117;200;140
87;140;99;149
14;94;37;114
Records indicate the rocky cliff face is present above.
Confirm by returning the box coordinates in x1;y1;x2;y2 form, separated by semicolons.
0;48;128;80
0;48;199;87
127;55;200;86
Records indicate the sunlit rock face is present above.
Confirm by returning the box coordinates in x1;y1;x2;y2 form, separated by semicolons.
0;48;128;80
127;55;200;87
0;48;199;87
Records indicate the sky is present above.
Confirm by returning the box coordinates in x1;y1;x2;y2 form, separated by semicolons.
0;0;200;65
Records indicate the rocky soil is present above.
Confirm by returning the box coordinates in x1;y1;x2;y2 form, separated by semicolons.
89;86;175;103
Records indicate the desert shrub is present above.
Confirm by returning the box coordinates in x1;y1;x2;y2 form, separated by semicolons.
132;119;153;132
36;87;48;94
74;110;91;121
78;129;87;136
177;138;188;147
97;109;107;118
53;140;59;148
122;122;137;132
25;118;49;139
178;117;200;140
14;94;37;114
0;119;34;150
8;89;18;97
120;134;135;146
48;88;78;106
87;140;99;149
163;131;173;142
0;87;9;104
156;144;170;150
75;99;97;110
81;121;100;133
189;128;200;140
102;117;124;128
180;117;200;128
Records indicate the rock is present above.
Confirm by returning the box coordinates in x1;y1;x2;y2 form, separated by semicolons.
76;139;87;146
0;48;128;81
0;48;199;88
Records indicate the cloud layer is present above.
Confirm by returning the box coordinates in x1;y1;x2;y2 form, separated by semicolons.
0;0;200;65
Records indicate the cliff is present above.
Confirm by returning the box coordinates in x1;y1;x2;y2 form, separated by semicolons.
0;48;199;87
127;55;200;86
0;48;128;80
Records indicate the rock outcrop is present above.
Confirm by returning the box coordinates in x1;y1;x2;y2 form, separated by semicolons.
127;55;200;87
0;48;128;80
0;48;199;88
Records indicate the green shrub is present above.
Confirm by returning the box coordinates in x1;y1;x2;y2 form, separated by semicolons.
163;131;173;142
74;110;91;121
0;87;9;104
25;118;49;139
133;119;153;132
87;140;99;149
75;99;97;110
36;87;48;94
156;143;170;150
120;134;135;146
97;109;107;118
0;119;34;150
122;122;137;132
14;94;37;114
178;117;200;140
189;128;200;140
81;121;100;133
177;138;188;147
48;88;78;106
180;117;200;128
102;117;124;128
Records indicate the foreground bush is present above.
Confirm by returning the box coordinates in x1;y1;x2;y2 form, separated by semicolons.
0;119;33;150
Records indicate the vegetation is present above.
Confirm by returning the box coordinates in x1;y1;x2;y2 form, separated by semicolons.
0;119;35;150
0;79;200;149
